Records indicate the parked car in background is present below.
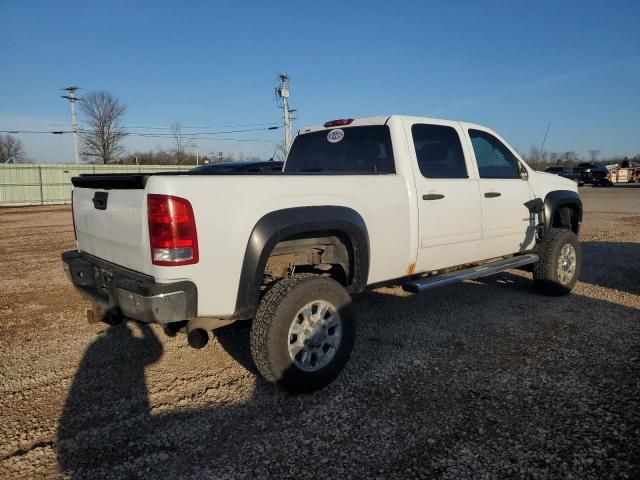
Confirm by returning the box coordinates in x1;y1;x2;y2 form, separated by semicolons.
545;166;583;185
190;160;284;174
573;162;611;186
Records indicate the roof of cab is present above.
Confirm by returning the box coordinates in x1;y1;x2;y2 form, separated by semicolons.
299;115;391;133
298;114;490;133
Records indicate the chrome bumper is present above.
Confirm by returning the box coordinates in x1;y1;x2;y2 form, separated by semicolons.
62;250;197;324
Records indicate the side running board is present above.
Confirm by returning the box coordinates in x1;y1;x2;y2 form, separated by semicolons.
402;254;539;294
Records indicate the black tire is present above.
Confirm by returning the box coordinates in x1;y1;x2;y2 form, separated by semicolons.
533;228;581;296
250;274;355;393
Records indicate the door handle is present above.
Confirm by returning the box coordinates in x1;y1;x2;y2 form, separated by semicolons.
92;191;108;210
423;194;445;201
484;192;501;198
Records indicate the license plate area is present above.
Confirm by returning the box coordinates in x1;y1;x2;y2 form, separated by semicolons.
94;266;114;289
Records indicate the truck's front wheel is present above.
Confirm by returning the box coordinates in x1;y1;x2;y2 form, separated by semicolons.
250;274;355;393
533;228;581;296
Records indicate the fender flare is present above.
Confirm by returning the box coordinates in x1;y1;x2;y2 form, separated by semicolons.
543;190;582;234
234;206;370;320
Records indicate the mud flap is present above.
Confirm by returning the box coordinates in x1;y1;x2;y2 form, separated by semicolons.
524;198;545;241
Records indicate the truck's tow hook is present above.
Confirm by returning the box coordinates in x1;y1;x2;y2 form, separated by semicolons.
187;328;209;349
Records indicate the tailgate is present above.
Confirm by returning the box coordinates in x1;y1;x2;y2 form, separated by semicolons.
72;179;151;275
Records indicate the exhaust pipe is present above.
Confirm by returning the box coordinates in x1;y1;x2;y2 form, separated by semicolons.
187;328;209;349
185;318;236;349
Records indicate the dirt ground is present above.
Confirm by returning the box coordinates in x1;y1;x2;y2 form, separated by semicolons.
0;186;638;479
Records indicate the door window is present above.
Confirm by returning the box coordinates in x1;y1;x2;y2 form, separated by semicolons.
469;130;520;179
411;124;467;178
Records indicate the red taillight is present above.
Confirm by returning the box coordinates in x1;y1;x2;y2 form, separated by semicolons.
324;118;354;128
147;194;199;266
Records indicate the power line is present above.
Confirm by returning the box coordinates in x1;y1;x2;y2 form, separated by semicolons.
82;125;282;137
0;130;277;142
48;121;281;130
0;130;71;134
129;137;275;142
2;125;281;137
126;121;281;129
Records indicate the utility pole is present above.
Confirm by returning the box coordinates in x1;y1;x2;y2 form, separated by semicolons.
275;73;294;155
61;86;81;165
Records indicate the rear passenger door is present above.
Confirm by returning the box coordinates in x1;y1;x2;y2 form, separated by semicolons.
466;129;535;259
409;121;483;272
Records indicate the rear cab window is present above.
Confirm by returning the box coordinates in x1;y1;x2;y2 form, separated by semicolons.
285;126;395;174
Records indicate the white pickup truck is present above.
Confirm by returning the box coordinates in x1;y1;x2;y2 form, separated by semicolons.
63;115;582;392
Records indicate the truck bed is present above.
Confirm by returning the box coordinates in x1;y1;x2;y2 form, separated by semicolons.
71;172;413;317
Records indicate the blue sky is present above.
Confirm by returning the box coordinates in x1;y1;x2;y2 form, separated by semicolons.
1;0;639;163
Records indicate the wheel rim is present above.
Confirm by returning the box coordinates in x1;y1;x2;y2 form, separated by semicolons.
557;243;577;285
287;300;342;372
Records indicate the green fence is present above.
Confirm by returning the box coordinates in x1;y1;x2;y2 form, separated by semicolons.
0;164;192;206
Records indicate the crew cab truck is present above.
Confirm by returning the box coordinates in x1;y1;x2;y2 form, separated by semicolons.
62;115;582;393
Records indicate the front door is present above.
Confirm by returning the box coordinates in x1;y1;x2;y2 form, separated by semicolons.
467;129;535;259
410;121;483;272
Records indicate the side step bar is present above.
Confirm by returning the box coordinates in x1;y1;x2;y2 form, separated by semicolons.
402;254;539;294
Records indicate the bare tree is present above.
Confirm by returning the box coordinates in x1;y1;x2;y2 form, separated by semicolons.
561;151;578;164
79;91;127;164
521;144;549;171
0;134;26;162
170;122;196;165
588;149;601;163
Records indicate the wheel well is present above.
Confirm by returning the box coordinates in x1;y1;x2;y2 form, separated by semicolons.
263;232;353;288
552;205;580;233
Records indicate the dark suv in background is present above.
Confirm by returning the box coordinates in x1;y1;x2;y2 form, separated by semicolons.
545;166;583;185
573;162;611;186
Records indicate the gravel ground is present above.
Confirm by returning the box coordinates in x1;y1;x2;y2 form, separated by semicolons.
0;185;638;479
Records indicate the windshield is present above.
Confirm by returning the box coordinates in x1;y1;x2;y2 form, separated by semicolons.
285;126;395;174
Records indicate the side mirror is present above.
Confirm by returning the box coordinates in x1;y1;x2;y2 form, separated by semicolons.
518;162;529;180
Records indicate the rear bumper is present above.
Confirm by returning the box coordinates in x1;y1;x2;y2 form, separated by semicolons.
62;250;197;324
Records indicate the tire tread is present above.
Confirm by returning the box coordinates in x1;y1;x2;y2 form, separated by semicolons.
533;228;580;296
250;273;317;383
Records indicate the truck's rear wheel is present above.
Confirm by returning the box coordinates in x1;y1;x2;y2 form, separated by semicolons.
533;228;581;296
250;274;355;393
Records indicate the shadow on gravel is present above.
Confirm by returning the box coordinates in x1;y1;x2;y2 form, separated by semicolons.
579;241;640;295
56;272;640;478
57;322;163;478
212;321;258;375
